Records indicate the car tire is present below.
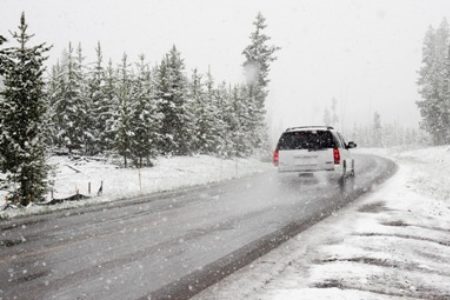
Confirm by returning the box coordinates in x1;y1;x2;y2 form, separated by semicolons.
339;163;347;186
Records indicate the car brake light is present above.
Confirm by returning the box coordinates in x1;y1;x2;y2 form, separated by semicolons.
273;149;279;166
333;148;340;164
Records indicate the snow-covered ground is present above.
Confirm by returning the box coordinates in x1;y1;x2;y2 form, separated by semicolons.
194;146;450;299
0;155;271;219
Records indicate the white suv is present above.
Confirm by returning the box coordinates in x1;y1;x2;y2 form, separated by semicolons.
273;126;356;181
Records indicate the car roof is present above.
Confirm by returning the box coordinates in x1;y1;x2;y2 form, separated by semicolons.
284;126;335;133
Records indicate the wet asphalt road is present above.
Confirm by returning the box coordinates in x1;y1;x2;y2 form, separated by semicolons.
0;154;395;300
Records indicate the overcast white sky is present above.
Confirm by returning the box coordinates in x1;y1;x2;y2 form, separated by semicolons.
2;0;450;136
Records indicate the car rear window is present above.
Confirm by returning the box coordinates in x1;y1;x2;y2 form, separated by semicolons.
277;130;336;150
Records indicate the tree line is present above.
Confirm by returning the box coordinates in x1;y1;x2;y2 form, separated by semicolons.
0;12;279;205
322;99;422;148
47;14;279;166
349;112;423;148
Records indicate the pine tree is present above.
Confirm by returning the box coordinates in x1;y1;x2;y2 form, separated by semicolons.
242;12;280;152
102;58;119;151
76;43;95;154
55;42;86;153
188;69;202;152
130;54;161;167
204;68;224;153
44;62;61;147
430;19;449;143
156;45;194;155
228;84;250;156
214;82;234;157
114;53;134;167
417;19;450;144
50;59;68;149
188;68;220;153
440;42;450;143
0;13;51;205
89;41;110;153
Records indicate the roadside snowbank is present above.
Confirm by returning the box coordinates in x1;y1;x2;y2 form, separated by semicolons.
0;155;271;219
194;146;450;299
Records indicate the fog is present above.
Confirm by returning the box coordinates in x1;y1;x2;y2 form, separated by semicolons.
2;0;449;135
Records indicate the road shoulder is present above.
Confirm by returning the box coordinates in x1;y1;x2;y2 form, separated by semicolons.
0;155;271;220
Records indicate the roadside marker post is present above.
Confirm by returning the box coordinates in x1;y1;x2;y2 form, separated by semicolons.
139;168;142;193
97;181;103;196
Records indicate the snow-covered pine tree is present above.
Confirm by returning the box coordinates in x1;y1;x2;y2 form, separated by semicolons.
237;83;266;156
417;26;436;139
102;58;119;151
204;68;224;154
155;55;171;153
242;12;280;152
0;13;51;205
417;19;450;144
88;42;110;153
441;40;450;143
156;45;194;155
130;54;161;167
188;69;203;153
47;63;61;110
143;60;163;163
50;58;69;149
114;53;134;167
228;84;250;156
44;62;62;148
76;43;95;155
188;68;220;154
434;19;450;143
214;82;236;157
56;42;86;153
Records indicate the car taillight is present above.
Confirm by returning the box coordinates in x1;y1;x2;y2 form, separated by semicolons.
273;149;279;166
333;148;340;164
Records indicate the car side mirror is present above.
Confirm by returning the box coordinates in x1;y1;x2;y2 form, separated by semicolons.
347;141;357;149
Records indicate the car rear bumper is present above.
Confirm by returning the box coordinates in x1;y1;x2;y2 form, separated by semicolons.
277;164;343;175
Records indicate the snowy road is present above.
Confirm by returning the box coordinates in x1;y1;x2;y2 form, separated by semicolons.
0;154;395;300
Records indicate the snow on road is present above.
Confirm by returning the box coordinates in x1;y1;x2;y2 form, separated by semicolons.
194;146;450;299
0;155;271;219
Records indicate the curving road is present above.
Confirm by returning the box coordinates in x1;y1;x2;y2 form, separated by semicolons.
0;154;396;300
